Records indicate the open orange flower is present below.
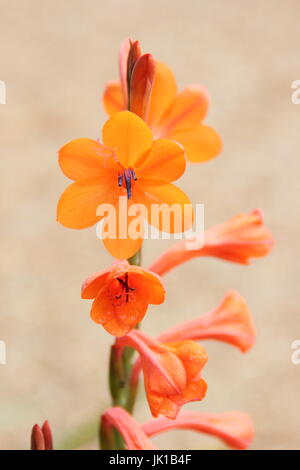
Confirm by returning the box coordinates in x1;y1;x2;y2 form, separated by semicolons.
81;260;165;336
116;330;208;419
103;38;222;163
149;209;275;276
158;290;256;352
57;110;191;259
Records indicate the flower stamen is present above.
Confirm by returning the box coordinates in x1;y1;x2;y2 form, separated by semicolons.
118;168;137;199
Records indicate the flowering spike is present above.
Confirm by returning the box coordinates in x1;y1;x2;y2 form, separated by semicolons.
149;209;275;276
116;330;208;419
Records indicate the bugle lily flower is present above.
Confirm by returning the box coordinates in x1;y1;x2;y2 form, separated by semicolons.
57;110;192;259
116;330;208;419
81;260;165;336
158;290;256;352
142;410;254;450
149;209;275;276
103;38;222;163
101;407;254;450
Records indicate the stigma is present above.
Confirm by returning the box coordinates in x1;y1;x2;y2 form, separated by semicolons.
118;168;137;199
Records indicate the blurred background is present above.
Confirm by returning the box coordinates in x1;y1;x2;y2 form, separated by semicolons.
0;0;299;450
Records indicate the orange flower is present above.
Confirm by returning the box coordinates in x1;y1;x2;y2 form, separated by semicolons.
142;410;254;450
101;407;156;450
149;209;275;276
31;421;53;450
81;260;165;336
158;290;256;352
116;330;208;419
103;38;222;163
57;110;191;259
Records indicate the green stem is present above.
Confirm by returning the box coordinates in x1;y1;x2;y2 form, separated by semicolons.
100;248;142;450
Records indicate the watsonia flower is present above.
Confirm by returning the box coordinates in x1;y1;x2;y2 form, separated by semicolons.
116;330;208;419
101;407;254;450
158;290;256;352
143;410;254;450
103;38;222;163
81;260;165;336
149;209;275;276
57;110;191;259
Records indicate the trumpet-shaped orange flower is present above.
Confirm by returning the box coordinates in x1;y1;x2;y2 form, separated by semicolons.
81;260;165;336
116;330;208;419
142;410;254;450
101;407;254;450
103;39;222;163
101;407;156;450
31;421;53;450
149;209;275;276
158;290;256;352
57;110;191;259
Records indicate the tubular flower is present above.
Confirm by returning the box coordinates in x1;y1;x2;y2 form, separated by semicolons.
149;209;275;276
116;330;208;419
101;407;156;450
103;38;222;163
81;260;165;336
142;411;254;450
30;421;53;450
158;290;256;352
57;110;192;259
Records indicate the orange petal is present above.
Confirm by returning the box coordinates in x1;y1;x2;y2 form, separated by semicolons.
103;81;124;116
58;138;117;181
170;124;222;163
137;139;186;182
90;284;148;336
147;61;177;130
102;111;153;168
136;181;193;233
103;236;143;260
81;269;110;299
57;179;117;229
127;269;166;305
158;85;210;136
166;340;208;380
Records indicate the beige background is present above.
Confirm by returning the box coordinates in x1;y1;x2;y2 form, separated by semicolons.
0;0;299;450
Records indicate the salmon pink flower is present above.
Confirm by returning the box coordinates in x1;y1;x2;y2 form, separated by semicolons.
158;290;256;352
101;407;156;450
31;421;53;450
149;209;275;276
81;260;165;336
103;38;222;163
101;407;254;450
57;110;192;259
116;330;208;419
142;410;254;450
